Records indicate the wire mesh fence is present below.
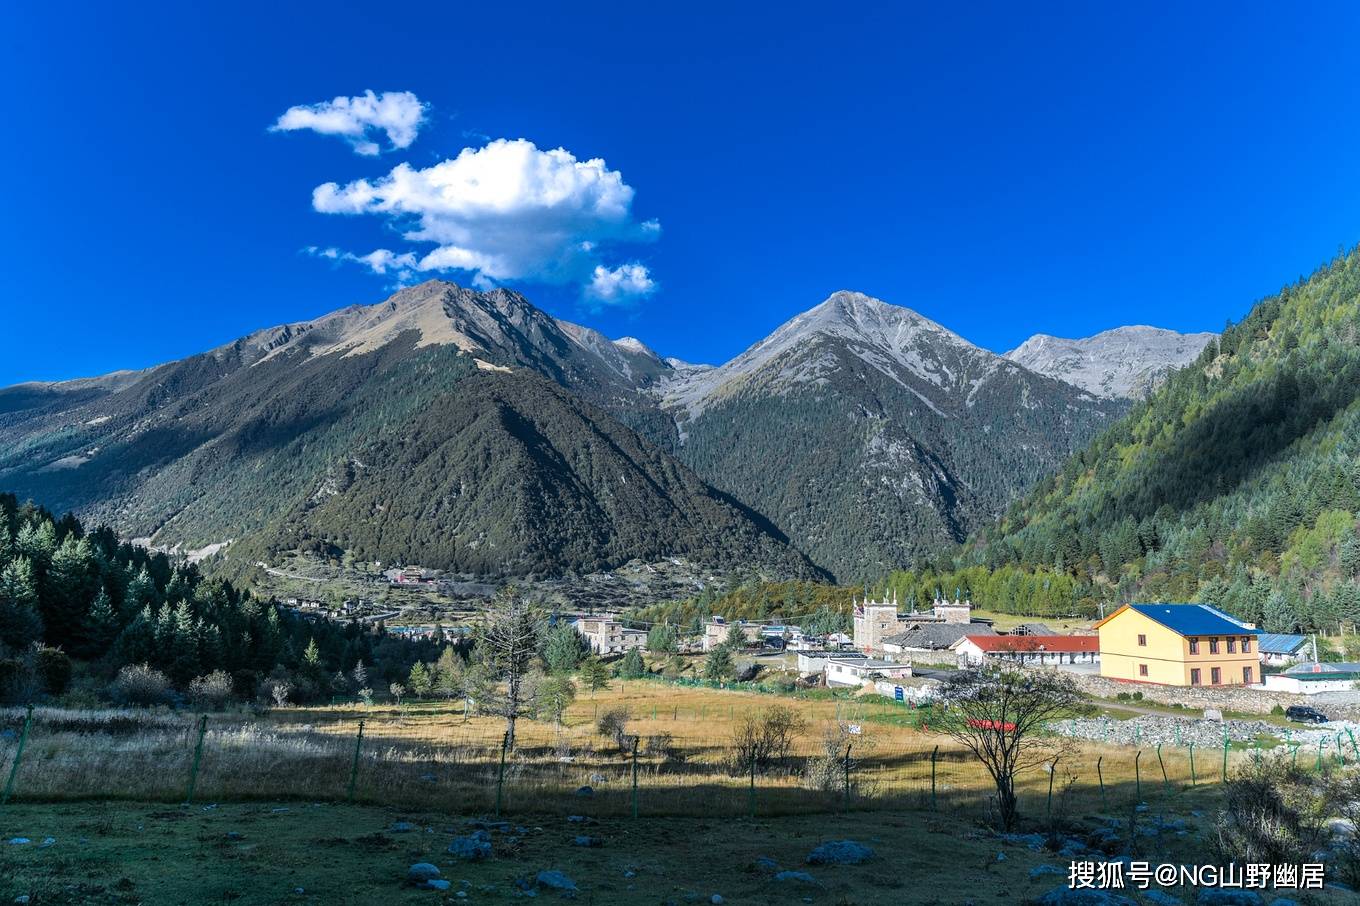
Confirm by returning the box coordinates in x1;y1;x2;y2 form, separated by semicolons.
4;694;1335;822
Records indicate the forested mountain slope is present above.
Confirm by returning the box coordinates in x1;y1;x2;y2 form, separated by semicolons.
0;284;813;580
963;247;1360;631
233;369;818;578
655;292;1125;579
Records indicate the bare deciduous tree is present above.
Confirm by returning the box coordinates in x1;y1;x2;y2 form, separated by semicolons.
931;665;1087;831
477;590;540;750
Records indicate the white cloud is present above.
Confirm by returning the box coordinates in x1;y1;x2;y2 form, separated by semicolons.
310;138;660;301
305;245;417;277
272;90;428;156
586;263;657;305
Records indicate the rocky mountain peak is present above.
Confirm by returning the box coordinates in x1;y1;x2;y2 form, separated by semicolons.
1004;325;1216;399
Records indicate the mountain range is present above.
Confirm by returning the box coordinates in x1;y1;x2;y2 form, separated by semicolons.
0;281;1211;582
1004;326;1216;399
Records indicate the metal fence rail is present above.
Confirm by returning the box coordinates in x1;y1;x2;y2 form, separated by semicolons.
1;700;1324;821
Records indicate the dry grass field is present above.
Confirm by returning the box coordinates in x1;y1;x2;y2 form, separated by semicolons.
2;679;1239;822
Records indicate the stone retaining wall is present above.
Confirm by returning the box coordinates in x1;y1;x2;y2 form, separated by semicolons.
1048;668;1302;714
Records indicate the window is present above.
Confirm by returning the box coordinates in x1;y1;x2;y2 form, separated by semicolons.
1227;638;1237;654
1241;637;1252;653
1139;664;1148;677
1190;668;1201;686
1189;639;1199;655
1137;634;1147;647
1211;667;1221;685
1209;638;1219;654
1243;666;1253;685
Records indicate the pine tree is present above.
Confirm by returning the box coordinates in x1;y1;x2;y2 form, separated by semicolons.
578;655;610;697
703;645;734;682
0;556;43;650
43;533;98;649
80;588;120;659
543;623;583;674
408;661;433;698
167;601;201;684
433;647;463;700
123;567;158;620
724;622;747;650
619;647;646;679
113;606;157;665
646;623;678;654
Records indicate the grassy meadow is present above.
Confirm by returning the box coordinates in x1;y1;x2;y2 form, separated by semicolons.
3;679;1241;821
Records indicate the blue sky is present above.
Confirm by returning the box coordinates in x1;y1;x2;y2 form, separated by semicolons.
4;2;1360;385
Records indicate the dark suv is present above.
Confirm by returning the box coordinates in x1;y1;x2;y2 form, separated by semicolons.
1284;705;1329;724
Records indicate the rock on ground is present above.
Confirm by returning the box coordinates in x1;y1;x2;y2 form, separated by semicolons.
407;863;441;884
806;840;874;865
536;870;577;891
448;830;492;861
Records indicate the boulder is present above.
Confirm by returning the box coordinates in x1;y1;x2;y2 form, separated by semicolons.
407;863;442;884
572;835;603;847
448;830;492;861
575;786;594;798
422;879;451;891
772;871;818;884
753;856;779;872
806;840;874;865
536;870;577;891
390;821;418;833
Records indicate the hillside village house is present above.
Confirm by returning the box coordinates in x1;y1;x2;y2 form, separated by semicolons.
823;657;912;688
1264;661;1360;694
1256;633;1311;667
702;617;764;651
852;593;989;652
952;634;1099;667
574;617;646;655
1094;603;1260;687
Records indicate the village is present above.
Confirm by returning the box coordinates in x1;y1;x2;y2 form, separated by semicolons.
570;593;1360;722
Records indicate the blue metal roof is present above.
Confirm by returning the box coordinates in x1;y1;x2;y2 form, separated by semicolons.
1127;603;1259;637
1256;633;1308;654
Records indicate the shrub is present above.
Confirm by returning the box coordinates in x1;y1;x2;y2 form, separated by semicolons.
645;732;679;762
188;670;234;711
34;647;72;696
1271;704;1285;716
730;705;806;775
110;663;173;707
597;707;635;752
1212;757;1344;867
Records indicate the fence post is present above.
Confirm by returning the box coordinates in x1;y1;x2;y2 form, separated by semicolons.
1046;758;1058;824
1096;756;1106;810
1221;740;1229;783
1134;750;1142;802
748;754;757;819
1188;744;1196;786
1317;739;1326;773
929;745;939;810
1155;744;1169;793
1;704;34;807
631;737;640;819
495;731;509;817
842;743;853;810
347;719;365;803
185;714;208;806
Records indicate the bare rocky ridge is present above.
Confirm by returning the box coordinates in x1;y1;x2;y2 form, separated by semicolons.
1004;325;1216;400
